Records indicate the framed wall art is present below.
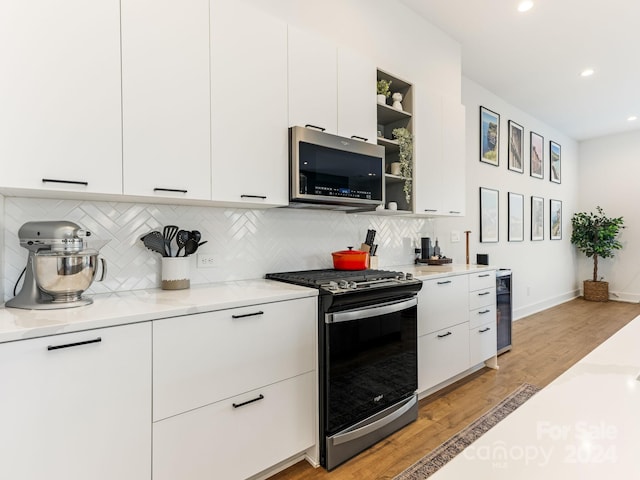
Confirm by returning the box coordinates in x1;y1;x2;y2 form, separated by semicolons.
480;106;500;166
550;199;562;240
480;187;499;242
508;192;524;241
550;140;561;183
531;196;544;241
530;132;544;179
508;121;524;173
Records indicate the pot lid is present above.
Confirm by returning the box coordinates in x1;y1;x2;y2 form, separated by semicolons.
332;246;367;255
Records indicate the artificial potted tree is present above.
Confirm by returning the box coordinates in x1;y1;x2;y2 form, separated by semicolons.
570;206;625;301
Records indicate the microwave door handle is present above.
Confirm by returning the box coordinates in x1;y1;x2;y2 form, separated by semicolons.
326;297;418;324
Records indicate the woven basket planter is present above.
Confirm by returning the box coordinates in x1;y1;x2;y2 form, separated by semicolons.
583;280;609;302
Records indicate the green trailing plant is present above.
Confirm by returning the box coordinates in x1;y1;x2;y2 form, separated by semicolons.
570;206;625;281
376;79;392;98
392;127;413;204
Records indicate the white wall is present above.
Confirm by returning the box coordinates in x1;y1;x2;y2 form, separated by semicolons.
578;131;640;302
433;78;580;319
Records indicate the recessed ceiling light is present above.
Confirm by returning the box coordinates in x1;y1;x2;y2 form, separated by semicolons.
517;1;534;12
628;116;637;122
580;69;595;77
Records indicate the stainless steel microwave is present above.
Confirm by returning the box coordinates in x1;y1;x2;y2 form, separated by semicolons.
289;126;385;210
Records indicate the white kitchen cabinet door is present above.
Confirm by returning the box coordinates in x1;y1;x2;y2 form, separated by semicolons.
418;274;469;336
0;0;122;195
210;0;289;206
153;297;316;421
288;26;338;134
413;90;466;216
121;0;211;201
337;48;377;144
153;371;315;480
0;323;152;480
470;321;498;365
418;322;470;392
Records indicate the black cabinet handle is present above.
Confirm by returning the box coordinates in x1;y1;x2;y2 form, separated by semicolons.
478;291;491;296
42;178;88;186
478;309;491;314
240;195;267;200
437;280;452;285
437;331;452;338
231;311;264;319
304;124;326;132
351;135;368;142
478;274;491;278
232;394;264;409
449;211;461;214
423;209;438;212
47;337;102;351
479;327;491;333
154;187;188;194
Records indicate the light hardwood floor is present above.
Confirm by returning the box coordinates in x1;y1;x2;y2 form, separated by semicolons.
268;298;640;480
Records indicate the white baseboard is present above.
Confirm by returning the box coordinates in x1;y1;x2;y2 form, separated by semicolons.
514;289;579;320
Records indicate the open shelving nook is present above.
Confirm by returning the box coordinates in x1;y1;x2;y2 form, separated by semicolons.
376;69;413;214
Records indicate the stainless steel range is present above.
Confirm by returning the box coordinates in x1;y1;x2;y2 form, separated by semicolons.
266;268;422;470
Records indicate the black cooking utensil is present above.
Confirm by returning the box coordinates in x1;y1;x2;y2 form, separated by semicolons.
175;229;190;257
141;231;167;257
183;238;199;257
163;225;179;257
365;229;376;246
191;230;201;243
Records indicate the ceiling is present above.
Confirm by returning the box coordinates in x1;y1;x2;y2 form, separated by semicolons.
398;0;640;141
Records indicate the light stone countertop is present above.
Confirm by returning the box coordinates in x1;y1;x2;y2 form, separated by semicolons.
0;279;318;344
392;263;497;280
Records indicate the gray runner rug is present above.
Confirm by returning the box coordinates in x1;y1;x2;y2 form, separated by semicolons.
394;383;541;480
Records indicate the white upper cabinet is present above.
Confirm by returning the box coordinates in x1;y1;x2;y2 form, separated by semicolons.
210;0;289;206
337;48;377;144
288;26;338;134
413;89;466;216
0;0;122;195
121;0;211;201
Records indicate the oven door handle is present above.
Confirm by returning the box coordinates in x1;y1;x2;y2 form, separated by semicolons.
326;297;418;324
331;395;417;446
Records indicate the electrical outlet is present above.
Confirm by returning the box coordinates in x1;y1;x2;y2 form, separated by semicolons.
451;230;461;243
197;254;216;268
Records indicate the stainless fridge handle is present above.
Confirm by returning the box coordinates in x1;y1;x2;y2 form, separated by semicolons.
326;297;418;324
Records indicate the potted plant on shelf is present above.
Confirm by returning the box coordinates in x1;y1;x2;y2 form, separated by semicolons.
376;79;392;105
392;127;413;205
570;206;625;302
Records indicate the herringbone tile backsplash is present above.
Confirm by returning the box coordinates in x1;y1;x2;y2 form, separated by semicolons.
2;197;431;301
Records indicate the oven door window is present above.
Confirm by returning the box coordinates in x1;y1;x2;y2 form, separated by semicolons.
325;301;417;435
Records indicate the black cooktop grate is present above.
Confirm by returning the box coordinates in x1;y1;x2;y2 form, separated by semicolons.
266;268;404;288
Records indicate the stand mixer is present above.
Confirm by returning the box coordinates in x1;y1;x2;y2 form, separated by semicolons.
6;221;107;310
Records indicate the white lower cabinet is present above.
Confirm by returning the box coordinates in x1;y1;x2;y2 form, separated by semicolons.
418;322;469;391
0;323;152;480
153;371;315;480
152;296;317;479
417;269;497;395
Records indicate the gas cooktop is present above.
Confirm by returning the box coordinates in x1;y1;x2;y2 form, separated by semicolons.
266;268;418;295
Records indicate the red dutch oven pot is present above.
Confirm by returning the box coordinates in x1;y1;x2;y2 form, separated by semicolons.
332;247;369;270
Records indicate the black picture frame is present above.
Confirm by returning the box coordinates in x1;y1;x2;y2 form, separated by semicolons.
530;132;544;179
508;192;524;241
550;141;561;183
480;106;500;166
531;196;544;241
480;187;499;242
508;121;524;173
550;199;562;240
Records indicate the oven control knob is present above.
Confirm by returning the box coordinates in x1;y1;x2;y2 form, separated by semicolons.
406;273;414;281
328;281;339;291
348;281;358;289
396;273;405;280
338;280;349;289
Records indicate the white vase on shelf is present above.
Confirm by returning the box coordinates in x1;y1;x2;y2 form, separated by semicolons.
377;94;387;105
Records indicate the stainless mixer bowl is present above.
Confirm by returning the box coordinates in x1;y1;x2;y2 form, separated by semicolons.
34;250;104;303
